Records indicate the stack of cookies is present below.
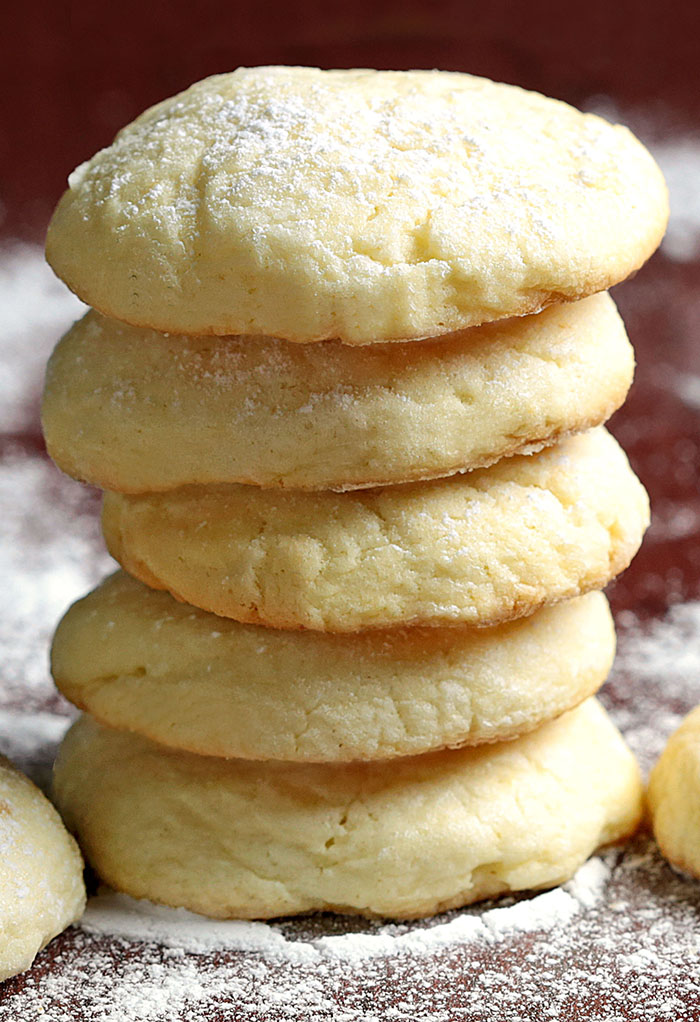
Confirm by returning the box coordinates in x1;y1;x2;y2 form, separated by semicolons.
43;67;667;919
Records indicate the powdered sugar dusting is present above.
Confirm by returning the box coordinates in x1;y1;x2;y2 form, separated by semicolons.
75;68;634;259
0;449;113;711
81;893;319;961
77;853;613;962
606;601;700;774
651;138;700;262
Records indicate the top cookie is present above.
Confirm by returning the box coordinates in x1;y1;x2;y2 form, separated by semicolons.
46;67;667;343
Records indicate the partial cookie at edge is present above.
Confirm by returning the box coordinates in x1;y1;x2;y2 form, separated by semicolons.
0;755;85;982
648;706;700;879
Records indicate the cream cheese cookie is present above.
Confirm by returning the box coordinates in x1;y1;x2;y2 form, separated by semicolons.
46;67;667;343
53;700;642;919
51;572;615;762
648;707;700;879
0;755;85;982
102;428;649;631
42;294;633;493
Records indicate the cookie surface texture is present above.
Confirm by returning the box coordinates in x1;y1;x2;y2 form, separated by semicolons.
102;428;649;631
46;67;667;342
0;756;85;982
51;572;615;762
648;707;700;878
42;294;633;493
53;700;642;919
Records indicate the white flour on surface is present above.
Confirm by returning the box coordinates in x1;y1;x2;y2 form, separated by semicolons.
78;855;612;962
0;709;72;760
0;450;113;710
608;601;700;774
650;138;700;262
0;243;85;434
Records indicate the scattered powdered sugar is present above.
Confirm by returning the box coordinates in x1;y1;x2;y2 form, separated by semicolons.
77;855;612;962
607;601;700;774
0;708;70;759
0;244;85;434
80;896;318;961
0;448;113;711
650;138;700;262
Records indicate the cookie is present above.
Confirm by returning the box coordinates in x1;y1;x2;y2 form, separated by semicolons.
51;572;615;762
648;707;700;879
0;755;85;982
46;67;667;343
53;700;642;920
42;294;633;493
102;428;649;631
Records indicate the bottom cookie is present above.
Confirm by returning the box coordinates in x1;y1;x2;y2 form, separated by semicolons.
1;756;85;982
53;700;642;920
